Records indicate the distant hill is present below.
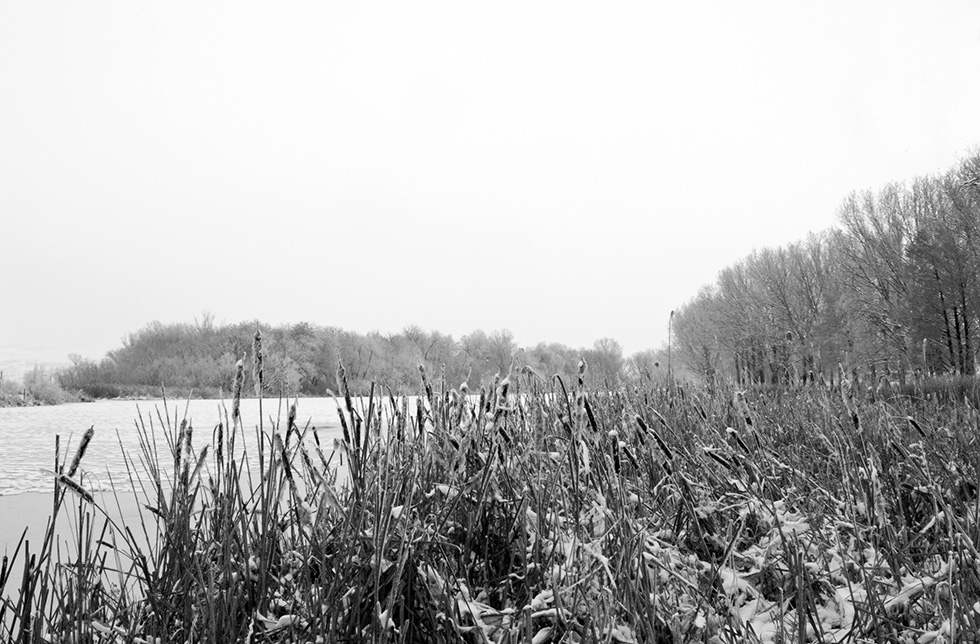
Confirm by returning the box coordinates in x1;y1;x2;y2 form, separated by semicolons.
0;356;69;383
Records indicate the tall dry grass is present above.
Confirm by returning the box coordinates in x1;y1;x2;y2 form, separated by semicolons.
2;350;979;643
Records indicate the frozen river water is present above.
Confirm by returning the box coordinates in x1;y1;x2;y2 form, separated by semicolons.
0;396;347;497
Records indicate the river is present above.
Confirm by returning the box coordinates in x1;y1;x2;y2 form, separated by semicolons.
0;396;349;497
0;396;355;556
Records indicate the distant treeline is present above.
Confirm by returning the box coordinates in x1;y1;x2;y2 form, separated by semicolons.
1;366;78;406
57;318;665;398
673;151;980;386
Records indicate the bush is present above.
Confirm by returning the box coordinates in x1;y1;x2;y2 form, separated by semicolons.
22;365;71;404
0;372;24;406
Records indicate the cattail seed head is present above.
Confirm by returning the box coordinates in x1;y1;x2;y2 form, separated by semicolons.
67;426;94;478
59;474;93;503
651;428;673;462
286;401;298;448
252;331;264;396
215;422;224;466
232;358;245;422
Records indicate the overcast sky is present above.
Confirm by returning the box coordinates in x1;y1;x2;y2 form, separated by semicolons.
3;2;980;373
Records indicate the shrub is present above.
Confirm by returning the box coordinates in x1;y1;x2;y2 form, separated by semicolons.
22;366;70;405
0;372;23;406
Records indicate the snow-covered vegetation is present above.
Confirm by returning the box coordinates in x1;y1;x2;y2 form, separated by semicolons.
673;152;980;390
3;342;978;642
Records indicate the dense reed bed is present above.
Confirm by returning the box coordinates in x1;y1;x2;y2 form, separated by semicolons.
2;352;979;642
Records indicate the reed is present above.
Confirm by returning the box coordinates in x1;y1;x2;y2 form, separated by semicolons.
2;362;979;642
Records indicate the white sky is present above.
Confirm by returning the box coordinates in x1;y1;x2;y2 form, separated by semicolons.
3;2;980;372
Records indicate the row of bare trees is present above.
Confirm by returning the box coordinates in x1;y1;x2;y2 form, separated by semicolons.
58;319;639;397
673;152;980;386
